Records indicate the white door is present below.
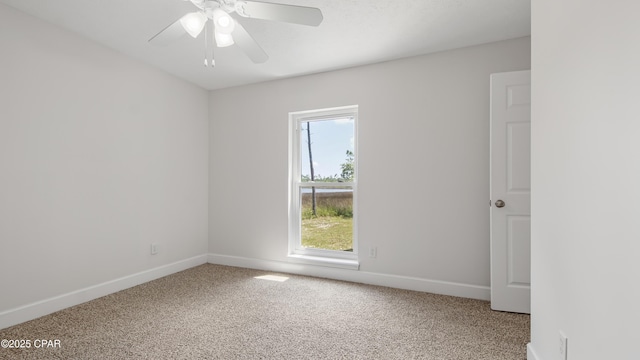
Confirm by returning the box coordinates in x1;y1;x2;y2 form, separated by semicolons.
490;70;531;314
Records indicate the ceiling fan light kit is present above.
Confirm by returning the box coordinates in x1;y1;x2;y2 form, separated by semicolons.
214;30;234;47
180;12;207;38
212;8;235;34
150;0;323;66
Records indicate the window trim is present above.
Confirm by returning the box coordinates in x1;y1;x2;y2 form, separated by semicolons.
288;105;359;269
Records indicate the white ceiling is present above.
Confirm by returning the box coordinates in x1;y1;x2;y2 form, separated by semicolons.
0;0;530;90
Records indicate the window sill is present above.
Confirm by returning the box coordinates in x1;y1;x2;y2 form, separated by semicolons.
287;254;359;270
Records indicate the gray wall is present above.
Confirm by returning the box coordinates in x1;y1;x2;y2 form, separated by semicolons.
530;0;640;359
0;5;209;313
209;37;531;296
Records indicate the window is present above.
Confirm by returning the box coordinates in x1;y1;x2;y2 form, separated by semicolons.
289;106;358;269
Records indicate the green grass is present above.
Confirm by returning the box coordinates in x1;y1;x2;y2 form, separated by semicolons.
300;191;353;251
301;216;353;251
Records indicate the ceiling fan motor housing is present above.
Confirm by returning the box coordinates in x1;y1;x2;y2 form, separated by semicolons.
192;0;246;16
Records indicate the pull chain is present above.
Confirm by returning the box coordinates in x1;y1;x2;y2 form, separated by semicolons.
204;19;215;67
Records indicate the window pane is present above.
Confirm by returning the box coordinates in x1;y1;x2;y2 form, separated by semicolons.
300;187;353;251
300;118;354;183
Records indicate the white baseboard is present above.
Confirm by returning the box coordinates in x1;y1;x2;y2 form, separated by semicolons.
527;343;541;360
0;255;208;330
207;253;490;300
1;253;491;330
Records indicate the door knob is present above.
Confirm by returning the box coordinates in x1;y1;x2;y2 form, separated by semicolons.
495;200;505;208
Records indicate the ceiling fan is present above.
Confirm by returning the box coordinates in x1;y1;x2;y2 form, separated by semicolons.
149;0;323;66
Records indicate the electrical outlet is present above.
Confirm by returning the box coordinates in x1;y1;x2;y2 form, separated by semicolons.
151;243;158;255
559;331;568;360
369;247;377;258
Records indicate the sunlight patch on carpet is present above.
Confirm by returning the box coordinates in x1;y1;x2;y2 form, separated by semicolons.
254;275;289;282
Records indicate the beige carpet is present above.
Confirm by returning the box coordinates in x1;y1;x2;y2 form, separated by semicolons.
0;264;529;359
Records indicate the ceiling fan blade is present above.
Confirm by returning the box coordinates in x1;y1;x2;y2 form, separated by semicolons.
238;1;323;26
149;17;187;45
232;19;269;63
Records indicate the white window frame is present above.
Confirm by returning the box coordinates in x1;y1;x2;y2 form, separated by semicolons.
288;105;359;269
